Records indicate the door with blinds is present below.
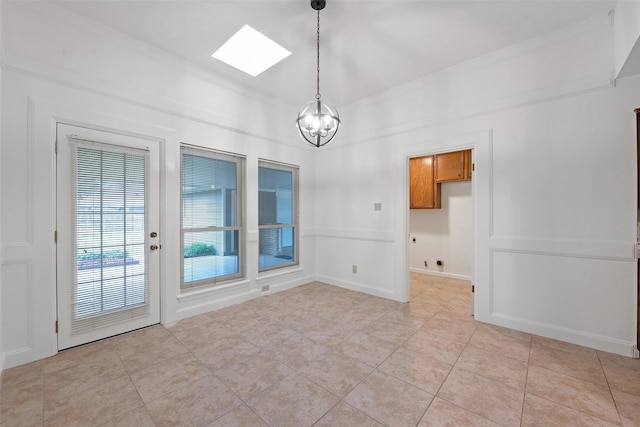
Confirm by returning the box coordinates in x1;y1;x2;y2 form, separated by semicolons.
56;123;160;350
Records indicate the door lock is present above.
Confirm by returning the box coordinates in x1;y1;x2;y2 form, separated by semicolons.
150;232;158;238
150;245;159;251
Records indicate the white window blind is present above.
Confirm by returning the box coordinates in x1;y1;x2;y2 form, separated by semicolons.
181;146;244;288
67;142;150;334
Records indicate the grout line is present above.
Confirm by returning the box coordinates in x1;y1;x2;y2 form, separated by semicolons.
430;320;475;398
596;351;626;426
300;291;430;426
526;344;620;391
522;350;625;425
414;398;436;427
410;279;478;425
519;337;533;426
524;393;621;426
418;319;526;426
5;278;522;427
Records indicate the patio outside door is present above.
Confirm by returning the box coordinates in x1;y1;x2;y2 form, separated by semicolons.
56;123;160;350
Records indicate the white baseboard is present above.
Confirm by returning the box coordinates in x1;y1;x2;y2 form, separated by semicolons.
261;275;311;295
173;274;315;324
486;313;637;358
314;275;399;301
2;347;42;371
409;268;471;281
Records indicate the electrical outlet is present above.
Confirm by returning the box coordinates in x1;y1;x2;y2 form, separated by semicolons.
424;260;428;267
352;265;358;274
374;202;382;211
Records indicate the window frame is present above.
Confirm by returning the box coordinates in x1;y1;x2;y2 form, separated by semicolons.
180;145;245;289
258;159;299;272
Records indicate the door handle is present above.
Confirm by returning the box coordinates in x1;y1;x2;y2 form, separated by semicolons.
150;245;159;251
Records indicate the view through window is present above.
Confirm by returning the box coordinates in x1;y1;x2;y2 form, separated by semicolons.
181;147;244;287
258;161;298;271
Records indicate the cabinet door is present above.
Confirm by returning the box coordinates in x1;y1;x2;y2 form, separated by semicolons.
410;156;440;209
435;150;471;182
462;149;472;180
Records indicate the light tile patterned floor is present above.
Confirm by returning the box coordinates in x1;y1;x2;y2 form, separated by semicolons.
1;273;640;426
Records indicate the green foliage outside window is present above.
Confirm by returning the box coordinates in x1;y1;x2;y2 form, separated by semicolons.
78;249;130;261
184;243;218;258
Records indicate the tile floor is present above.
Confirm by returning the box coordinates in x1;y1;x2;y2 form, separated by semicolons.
1;273;640;426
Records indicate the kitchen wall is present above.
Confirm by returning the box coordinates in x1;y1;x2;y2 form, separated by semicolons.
409;181;472;279
0;2;317;370
315;13;639;356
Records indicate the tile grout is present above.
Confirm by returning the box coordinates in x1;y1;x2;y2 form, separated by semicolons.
2;276;639;426
519;336;533;426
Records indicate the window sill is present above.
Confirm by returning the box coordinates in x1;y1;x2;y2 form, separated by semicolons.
256;266;304;283
177;279;251;303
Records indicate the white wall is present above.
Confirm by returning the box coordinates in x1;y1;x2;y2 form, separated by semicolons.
315;13;639;356
615;0;640;78
0;2;317;369
409;182;472;279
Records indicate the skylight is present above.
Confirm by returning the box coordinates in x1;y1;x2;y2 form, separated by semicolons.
212;25;291;77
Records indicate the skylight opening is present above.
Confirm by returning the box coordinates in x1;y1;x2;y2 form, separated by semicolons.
212;25;291;77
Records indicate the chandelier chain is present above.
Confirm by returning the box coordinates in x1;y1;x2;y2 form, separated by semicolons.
316;9;321;99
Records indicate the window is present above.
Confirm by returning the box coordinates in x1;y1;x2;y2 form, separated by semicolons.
181;146;244;288
258;160;298;271
73;144;149;327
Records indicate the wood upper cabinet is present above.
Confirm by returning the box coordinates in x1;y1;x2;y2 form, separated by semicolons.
410;156;441;209
435;149;472;182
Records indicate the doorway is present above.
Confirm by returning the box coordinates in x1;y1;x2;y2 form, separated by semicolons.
408;148;474;312
56;123;161;350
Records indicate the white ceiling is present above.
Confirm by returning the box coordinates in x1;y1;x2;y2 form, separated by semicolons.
53;0;616;108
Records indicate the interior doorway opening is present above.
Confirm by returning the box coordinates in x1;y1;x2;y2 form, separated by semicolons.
408;148;474;316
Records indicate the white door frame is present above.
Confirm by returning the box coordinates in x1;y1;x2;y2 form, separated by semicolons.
0;97;175;370
56;122;161;350
393;130;493;322
406;146;475;303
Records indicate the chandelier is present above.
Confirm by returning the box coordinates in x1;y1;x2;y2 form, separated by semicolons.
296;0;340;148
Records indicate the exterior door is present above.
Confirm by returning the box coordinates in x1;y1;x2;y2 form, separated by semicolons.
56;123;160;350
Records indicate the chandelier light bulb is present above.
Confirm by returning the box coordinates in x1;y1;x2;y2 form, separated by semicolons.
297;99;340;147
